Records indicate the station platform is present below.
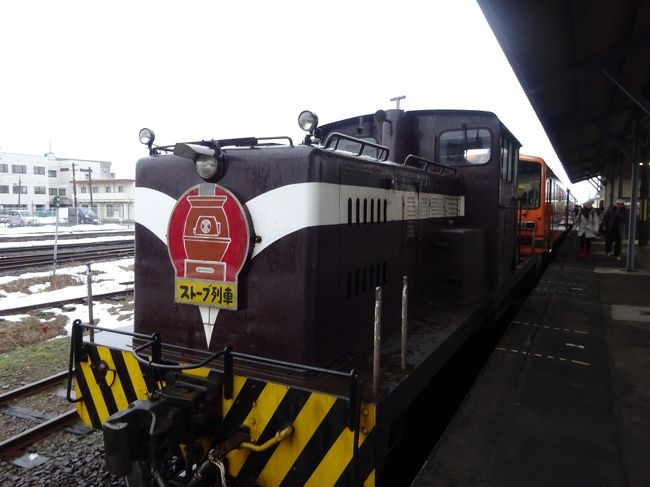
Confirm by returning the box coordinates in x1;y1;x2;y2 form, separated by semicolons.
412;236;650;487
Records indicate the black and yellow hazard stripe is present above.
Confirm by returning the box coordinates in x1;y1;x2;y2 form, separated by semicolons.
75;345;150;428
75;344;377;486
220;376;377;486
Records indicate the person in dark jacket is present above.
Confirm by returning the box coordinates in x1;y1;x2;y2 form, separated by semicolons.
602;199;627;260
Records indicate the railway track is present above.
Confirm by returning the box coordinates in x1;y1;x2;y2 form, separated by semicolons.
0;230;133;244
0;371;81;458
0;240;134;271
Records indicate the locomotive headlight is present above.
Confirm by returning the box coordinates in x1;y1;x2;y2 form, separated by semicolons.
174;142;226;181
298;110;319;132
138;128;155;147
196;155;218;179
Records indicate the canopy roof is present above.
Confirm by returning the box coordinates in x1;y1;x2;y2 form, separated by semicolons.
477;0;650;183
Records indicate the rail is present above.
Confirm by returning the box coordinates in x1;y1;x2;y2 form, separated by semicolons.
0;370;70;404
0;410;78;458
0;371;79;458
0;242;134;271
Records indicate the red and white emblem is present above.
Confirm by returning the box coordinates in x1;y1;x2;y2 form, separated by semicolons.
167;184;250;313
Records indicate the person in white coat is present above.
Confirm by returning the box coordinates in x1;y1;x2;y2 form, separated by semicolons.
573;199;599;258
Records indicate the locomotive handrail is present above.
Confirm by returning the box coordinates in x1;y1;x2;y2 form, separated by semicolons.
403;154;457;175
153;136;294;154
323;132;389;161
68;320;363;431
253;136;294;147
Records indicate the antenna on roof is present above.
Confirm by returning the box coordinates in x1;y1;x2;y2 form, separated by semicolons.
390;95;406;109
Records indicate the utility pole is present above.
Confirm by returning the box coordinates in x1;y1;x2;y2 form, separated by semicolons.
17;176;21;207
80;167;94;211
87;166;94;212
71;162;78;209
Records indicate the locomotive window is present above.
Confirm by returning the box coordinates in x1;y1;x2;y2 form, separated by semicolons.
500;137;516;182
439;128;491;165
336;136;379;159
518;161;541;209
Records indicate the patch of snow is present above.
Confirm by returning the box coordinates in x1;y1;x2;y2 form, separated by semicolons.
0;313;31;322
28;283;51;293
0;256;134;333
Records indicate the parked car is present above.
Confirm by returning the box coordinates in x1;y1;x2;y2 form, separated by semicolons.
67;207;101;224
0;213;9;224
8;210;38;226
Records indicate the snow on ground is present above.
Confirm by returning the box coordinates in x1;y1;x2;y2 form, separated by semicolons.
0;231;135;333
0;258;134;331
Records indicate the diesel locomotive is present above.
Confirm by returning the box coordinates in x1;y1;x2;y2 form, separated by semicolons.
68;107;540;486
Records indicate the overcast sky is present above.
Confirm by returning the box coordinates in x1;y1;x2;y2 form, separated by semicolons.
0;0;593;201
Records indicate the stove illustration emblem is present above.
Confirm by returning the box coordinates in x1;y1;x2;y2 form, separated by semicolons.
167;184;250;311
183;195;231;280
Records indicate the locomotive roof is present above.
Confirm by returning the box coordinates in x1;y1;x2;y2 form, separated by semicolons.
322;108;521;147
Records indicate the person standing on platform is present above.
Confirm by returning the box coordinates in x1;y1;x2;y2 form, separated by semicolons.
602;199;627;261
573;199;599;258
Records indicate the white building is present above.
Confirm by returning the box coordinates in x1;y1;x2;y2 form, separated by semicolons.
76;177;135;222
0;151;134;222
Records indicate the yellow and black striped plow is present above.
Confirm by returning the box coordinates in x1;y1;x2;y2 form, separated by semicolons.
70;324;378;486
217;375;377;486
74;344;151;428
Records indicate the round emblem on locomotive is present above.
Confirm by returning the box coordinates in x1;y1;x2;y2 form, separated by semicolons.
167;184;250;310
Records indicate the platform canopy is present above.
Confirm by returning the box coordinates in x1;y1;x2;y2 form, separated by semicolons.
477;0;650;183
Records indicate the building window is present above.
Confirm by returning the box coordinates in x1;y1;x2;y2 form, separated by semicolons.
59;188;66;196
34;166;46;175
13;185;27;194
118;186;125;193
92;186;98;193
60;168;69;172
12;164;27;174
105;186;112;193
0;164;8;173
34;186;46;195
107;204;115;218
0;185;8;193
48;170;57;177
49;188;58;195
80;186;87;193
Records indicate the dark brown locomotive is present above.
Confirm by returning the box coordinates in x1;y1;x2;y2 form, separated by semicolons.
69;108;536;487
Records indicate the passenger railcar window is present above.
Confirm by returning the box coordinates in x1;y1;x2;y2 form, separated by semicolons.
439;128;491;165
518;161;541;209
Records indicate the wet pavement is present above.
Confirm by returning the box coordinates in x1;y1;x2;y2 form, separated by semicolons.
412;236;650;487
